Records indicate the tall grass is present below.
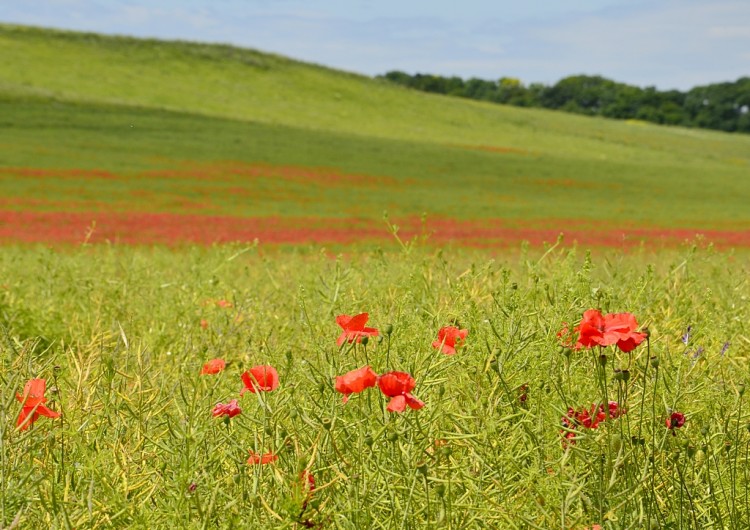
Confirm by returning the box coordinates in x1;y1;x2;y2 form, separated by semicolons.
0;242;747;528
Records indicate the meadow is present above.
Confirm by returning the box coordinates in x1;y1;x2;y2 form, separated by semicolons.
1;242;748;528
1;23;750;529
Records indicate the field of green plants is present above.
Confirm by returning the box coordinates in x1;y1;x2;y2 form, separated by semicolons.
1;243;748;528
1;23;750;529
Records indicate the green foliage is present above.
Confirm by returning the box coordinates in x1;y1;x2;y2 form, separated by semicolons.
0;244;748;528
381;71;750;134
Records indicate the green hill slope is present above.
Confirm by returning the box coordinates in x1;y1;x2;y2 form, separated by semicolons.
0;23;749;246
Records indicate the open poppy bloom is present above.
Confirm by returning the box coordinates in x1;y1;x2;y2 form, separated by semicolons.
247;450;278;465
432;326;468;355
377;371;424;412
335;365;378;403
574;309;647;352
16;379;60;431
241;365;279;394
201;358;226;375
212;399;242;418
336;313;379;347
666;411;686;432
216;299;233;308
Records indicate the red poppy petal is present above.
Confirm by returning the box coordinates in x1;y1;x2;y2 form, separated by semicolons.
405;393;425;410
387;395;407;412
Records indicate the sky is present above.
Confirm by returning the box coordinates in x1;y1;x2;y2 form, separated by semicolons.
2;0;749;90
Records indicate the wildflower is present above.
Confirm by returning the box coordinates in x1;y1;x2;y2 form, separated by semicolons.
241;365;279;394
201;358;226;375
518;383;529;405
574;404;606;429
216;299;233;308
574;309;647;352
200;319;209;329
720;341;730;355
557;323;576;348
666;411;686;433
335;313;379;347
212;399;242;418
681;325;692;345
606;400;626;419
300;469;315;492
247;450;278;465
432;326;468;355
334;365;378;403
560;414;577;448
377;371;424;412
16;379;60;431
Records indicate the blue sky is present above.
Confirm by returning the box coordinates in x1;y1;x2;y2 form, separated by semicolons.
2;0;749;90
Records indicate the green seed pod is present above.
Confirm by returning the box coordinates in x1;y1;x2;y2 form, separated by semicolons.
650;356;659;368
364;434;374;447
598;354;607;367
360;335;369;346
387;432;398;443
289;409;298;419
322;418;332;431
435;484;446;497
417;463;428;476
739;384;746;397
385;324;393;336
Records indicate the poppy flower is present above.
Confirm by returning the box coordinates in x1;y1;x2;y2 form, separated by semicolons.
201;358;226;375
560;414;577;448
247;450;278;465
16;379;60;431
377;371;424;412
666;411;685;431
200;319;209;329
574;309;647;352
605;401;625;419
335;313;379;347
216;299;233;308
334;365;378;403
241;365;279;394
300;469;315;492
574;404;606;429
432;326;468;355
212;399;242;418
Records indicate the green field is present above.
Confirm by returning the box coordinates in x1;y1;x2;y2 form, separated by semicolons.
0;23;749;248
1;23;750;529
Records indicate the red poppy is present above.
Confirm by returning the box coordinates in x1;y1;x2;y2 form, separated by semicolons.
432;326;468;355
557;323;576;348
201;358;226;375
377;371;424;412
335;365;378;403
241;365;279;394
247;450;278;465
335;313;379;347
200;319;209;329
560;415;577;448
216;299;233;308
300;469;315;492
666;411;685;431
16;379;60;430
606;400;626;419
574;309;647;352
212;399;242;418
574;404;606;429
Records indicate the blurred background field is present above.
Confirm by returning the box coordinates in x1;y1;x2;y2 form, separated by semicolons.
1;24;749;248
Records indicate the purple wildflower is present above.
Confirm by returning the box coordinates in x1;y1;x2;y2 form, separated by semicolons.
720;342;730;356
681;326;692;345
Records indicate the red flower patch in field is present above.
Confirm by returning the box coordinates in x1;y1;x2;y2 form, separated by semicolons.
667;411;686;432
212;399;242;418
241;365;279;394
16;379;60;430
336;313;379;347
247;451;278;465
201;358;226;375
574;309;647;352
432;326;468;355
335;365;378;403
0;209;749;249
377;371;424;412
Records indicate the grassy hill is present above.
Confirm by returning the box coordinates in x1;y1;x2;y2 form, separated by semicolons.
0;23;749;246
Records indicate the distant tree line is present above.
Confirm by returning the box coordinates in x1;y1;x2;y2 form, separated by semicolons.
378;72;750;133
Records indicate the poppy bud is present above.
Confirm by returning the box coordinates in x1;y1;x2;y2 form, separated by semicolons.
265;425;273;436
510;282;517;290
417;463;428;476
438;385;445;397
435;484;446;497
598;354;607;367
387;432;398;443
641;326;650;338
188;482;197;492
701;426;709;437
621;369;630;382
290;409;298;419
385;324;393;336
739;384;746;397
360;335;369;346
364;434;374;447
650;356;659;368
285;349;293;362
322;418;332;431
686;445;696;458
